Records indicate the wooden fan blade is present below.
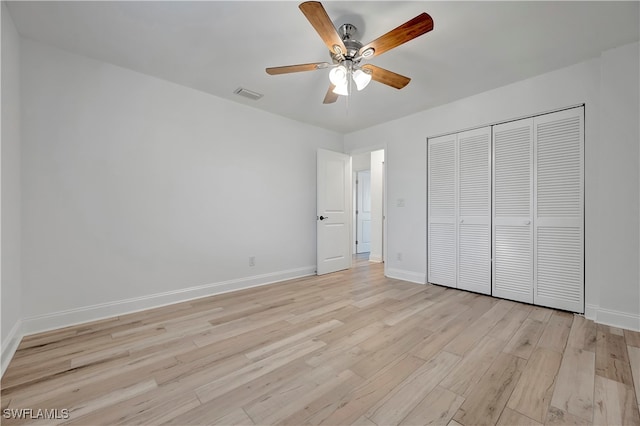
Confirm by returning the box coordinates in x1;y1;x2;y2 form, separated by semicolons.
299;2;347;56
362;64;410;89
266;62;330;75
323;84;338;104
359;13;433;58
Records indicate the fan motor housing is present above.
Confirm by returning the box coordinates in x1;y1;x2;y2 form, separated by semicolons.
344;39;363;57
332;23;363;63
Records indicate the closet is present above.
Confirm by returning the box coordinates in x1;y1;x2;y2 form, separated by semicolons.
428;127;491;295
428;106;584;312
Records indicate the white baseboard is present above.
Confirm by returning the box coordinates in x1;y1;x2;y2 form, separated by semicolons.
385;268;427;285
585;304;598;322
369;255;383;263
1;319;23;378
21;266;315;336
588;305;640;331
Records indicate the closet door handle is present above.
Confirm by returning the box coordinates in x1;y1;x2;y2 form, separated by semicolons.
459;219;464;224
524;220;531;225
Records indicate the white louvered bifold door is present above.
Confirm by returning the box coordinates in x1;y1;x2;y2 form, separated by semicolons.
428;134;457;288
492;119;534;304
457;127;491;294
533;108;584;312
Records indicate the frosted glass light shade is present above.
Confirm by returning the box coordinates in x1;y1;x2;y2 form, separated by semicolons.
332;82;349;96
329;65;348;86
352;69;372;91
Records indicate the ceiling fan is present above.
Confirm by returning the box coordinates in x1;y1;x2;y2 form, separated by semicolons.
266;1;434;104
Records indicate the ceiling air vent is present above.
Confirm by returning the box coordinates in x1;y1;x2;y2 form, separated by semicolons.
233;87;263;101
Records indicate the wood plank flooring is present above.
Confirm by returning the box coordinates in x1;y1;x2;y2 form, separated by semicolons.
2;257;640;425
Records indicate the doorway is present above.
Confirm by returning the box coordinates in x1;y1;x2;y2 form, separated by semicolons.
351;149;385;264
355;170;372;254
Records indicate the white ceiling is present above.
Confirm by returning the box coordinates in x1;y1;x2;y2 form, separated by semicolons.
6;1;640;134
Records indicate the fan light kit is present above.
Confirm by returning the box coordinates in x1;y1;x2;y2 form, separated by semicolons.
329;61;372;93
266;1;434;104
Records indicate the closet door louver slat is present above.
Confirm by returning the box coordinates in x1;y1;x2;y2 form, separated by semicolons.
429;223;456;286
492;120;534;304
428;135;457;288
494;226;532;297
458;223;490;293
533;109;584;312
494;126;532;217
457;128;491;294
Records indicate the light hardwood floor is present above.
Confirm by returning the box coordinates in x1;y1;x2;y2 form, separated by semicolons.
2;258;640;425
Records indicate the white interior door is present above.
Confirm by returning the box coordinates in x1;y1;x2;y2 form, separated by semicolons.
492;119;534;304
356;171;372;253
457;127;492;295
317;149;352;275
533;108;584;312
428;134;457;288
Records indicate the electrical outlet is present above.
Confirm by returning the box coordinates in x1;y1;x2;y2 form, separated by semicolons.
249;256;255;267
396;252;402;261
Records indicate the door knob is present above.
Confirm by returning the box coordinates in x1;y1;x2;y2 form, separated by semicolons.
319;215;329;221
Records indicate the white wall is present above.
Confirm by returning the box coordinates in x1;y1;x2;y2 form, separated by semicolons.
369;150;384;263
352;152;370;172
598;42;640;330
20;39;343;333
346;44;640;330
1;2;23;374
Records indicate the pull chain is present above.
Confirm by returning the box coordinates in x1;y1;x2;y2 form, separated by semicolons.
345;70;351;115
